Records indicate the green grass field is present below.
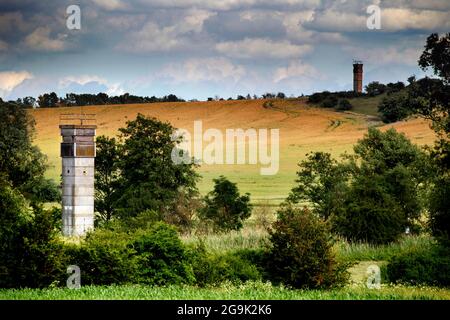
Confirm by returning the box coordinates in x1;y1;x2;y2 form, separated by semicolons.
2;282;449;300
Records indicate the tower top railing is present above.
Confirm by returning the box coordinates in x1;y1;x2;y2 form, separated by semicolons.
60;113;96;126
353;60;363;65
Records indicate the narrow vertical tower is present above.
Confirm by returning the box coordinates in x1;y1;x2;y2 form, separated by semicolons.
60;114;96;236
353;60;363;93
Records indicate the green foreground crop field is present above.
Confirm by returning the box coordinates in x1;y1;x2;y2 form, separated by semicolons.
2;282;450;300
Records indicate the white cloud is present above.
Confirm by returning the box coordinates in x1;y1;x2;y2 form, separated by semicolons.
216;38;313;59
24;27;66;52
273;60;321;82
344;45;422;66
305;6;450;33
116;9;214;53
0;71;33;98
382;8;450;31
91;0;127;10
59;75;125;96
160;57;246;83
306;10;367;32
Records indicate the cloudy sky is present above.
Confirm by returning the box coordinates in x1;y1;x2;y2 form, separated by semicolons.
0;0;449;100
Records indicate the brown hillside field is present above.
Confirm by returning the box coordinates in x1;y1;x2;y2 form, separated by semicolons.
30;99;436;204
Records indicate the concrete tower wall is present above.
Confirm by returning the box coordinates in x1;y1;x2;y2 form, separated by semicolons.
60;125;96;236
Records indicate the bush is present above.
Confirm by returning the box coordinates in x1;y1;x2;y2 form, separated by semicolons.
320;96;338;108
200;176;252;231
68;222;194;286
189;242;263;287
335;99;353;111
378;93;412;123
68;229;140;286
266;207;349;289
386;244;450;287
132;222;195;285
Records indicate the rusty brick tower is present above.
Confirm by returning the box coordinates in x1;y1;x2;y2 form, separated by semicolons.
60;114;96;236
353;60;363;93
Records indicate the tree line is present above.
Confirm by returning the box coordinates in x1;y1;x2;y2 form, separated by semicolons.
2;92;185;108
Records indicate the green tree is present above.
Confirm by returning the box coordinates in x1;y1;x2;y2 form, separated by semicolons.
331;128;429;243
419;33;450;82
94;136;121;222
365;81;386;96
288;128;429;244
0;101;59;202
412;33;450;242
200;176;252;231
115;114;199;218
286;152;348;220
37;92;59;108
331;174;406;244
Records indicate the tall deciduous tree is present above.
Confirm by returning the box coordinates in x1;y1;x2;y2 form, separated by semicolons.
115;114;199;218
0;101;59;202
414;33;450;242
94;136;121;222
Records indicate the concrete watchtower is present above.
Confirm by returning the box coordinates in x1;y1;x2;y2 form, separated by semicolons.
353;60;363;93
60;114;96;236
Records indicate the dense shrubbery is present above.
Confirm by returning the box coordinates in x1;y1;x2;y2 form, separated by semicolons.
68;223;195;286
190;243;263;287
365;81;405;97
386;244;450;287
335;99;353;111
378;92;412;123
132;223;195;285
67;230;140;285
308;91;364;105
266;206;349;289
0;183;66;288
320;95;338;108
